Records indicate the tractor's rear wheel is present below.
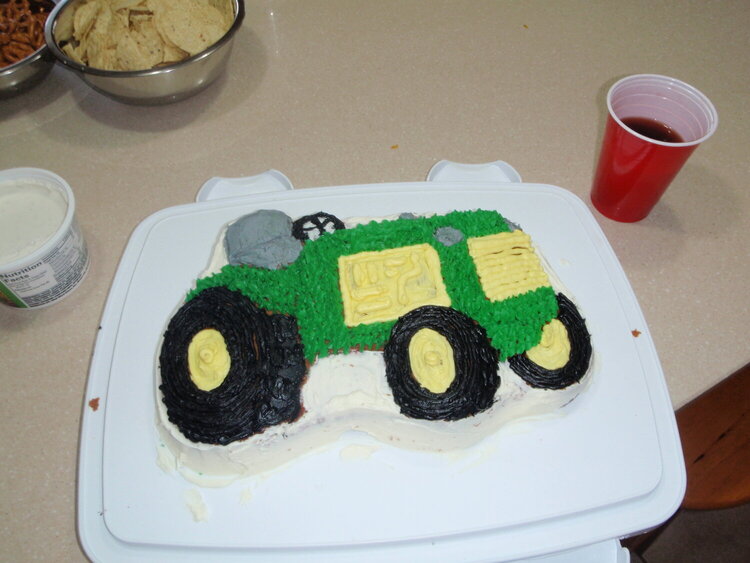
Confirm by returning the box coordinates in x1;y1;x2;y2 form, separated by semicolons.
159;286;305;445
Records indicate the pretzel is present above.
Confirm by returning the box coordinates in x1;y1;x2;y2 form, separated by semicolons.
0;0;53;68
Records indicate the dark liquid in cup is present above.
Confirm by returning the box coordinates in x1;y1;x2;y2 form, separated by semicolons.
622;117;684;143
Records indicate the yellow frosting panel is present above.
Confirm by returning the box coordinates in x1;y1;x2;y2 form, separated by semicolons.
467;231;551;302
408;328;456;393
339;244;451;326
188;328;231;391
526;319;571;369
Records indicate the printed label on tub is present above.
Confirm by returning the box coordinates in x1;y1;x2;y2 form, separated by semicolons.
0;221;89;308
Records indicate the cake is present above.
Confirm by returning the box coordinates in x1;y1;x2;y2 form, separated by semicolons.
156;209;593;486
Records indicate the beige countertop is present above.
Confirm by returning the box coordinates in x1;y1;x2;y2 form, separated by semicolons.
1;1;749;560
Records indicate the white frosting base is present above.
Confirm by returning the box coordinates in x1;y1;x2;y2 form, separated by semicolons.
158;351;590;487
156;212;592;486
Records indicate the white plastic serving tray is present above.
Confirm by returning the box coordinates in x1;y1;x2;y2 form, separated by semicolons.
78;161;684;562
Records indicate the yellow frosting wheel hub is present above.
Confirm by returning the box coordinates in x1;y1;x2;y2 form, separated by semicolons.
526;319;571;370
187;328;231;391
408;328;456;394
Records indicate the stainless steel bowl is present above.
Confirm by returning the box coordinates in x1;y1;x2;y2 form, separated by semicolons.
44;0;245;105
0;45;54;99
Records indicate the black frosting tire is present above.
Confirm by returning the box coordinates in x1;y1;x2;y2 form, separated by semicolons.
508;293;592;390
159;286;306;445
384;306;500;421
292;212;345;241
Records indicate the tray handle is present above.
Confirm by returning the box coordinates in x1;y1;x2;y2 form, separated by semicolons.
196;170;294;202
427;160;522;183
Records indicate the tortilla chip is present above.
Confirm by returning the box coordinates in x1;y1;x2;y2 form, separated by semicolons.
155;3;226;56
162;43;189;65
112;0;145;10
72;0;101;42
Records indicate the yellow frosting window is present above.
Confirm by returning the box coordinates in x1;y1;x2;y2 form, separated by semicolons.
188;328;231;391
467;231;551;302
339;244;451;327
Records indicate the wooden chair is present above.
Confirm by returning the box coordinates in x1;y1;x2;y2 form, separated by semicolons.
623;361;750;557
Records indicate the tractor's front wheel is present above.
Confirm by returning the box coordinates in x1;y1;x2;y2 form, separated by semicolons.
508;293;592;390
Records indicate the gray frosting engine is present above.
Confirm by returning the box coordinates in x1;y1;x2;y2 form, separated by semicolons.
224;210;302;270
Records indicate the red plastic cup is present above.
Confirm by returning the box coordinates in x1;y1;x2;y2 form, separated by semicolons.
591;74;718;222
